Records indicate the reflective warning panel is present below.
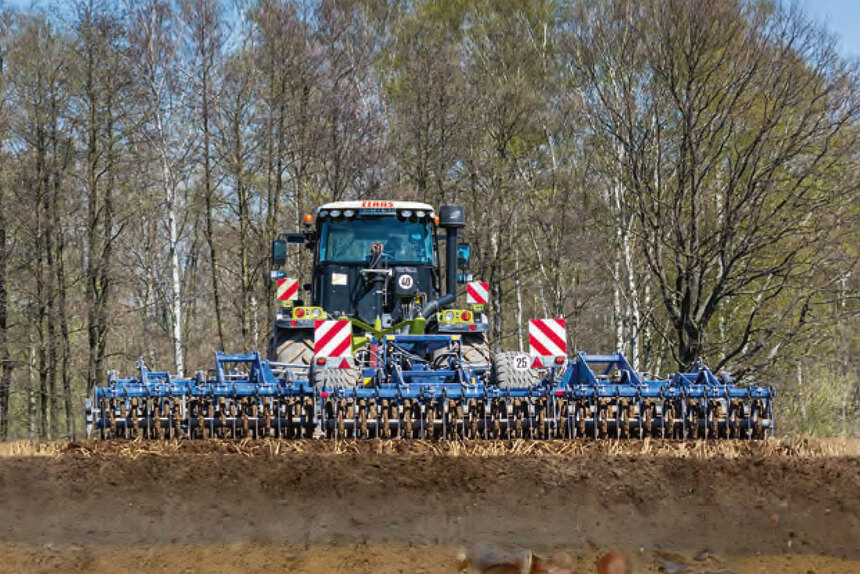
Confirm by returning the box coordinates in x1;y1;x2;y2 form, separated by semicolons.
276;278;299;301
529;318;566;358
466;281;489;305
314;320;352;359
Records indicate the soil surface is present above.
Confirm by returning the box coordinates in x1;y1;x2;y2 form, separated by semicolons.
0;439;857;573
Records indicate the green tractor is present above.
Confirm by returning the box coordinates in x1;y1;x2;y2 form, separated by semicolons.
267;201;491;386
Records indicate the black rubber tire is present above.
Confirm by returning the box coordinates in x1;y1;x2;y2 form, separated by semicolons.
460;333;490;366
430;333;490;368
311;364;361;390
491;351;540;389
267;329;314;364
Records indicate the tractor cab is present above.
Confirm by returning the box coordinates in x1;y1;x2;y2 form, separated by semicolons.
310;201;441;327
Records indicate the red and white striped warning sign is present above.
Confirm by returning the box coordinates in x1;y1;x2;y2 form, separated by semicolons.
529;318;567;358
314;320;352;359
466;281;489;305
276;278;299;301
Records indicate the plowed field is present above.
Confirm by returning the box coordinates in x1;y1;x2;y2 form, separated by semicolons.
0;439;857;573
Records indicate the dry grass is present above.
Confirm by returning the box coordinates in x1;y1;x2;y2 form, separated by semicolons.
1;435;856;459
0;441;65;457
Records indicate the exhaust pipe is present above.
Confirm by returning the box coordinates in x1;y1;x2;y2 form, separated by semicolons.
418;205;465;319
438;205;465;298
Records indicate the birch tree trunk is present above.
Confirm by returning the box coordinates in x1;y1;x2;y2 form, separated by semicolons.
138;1;185;376
166;160;184;376
514;215;524;353
155;100;184;375
0;42;9;441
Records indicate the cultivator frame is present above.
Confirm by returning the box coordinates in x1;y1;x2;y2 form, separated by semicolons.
87;334;775;440
546;351;775;440
87;352;320;439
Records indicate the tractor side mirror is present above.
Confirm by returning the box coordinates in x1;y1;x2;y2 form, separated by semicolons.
285;232;305;244
271;239;287;267
457;243;471;270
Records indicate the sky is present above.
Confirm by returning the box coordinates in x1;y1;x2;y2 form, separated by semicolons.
1;0;859;60
801;0;860;59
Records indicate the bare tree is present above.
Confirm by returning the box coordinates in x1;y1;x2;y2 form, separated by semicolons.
128;0;190;374
181;0;225;349
383;4;467;205
570;0;860;373
312;0;383;203
217;2;259;347
0;12;12;440
72;0;128;399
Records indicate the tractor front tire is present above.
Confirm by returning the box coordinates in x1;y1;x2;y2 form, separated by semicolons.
268;329;314;365
492;351;540;389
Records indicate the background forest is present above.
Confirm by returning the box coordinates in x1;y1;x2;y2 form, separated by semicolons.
0;0;856;439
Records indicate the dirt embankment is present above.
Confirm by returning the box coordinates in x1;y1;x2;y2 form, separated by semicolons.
0;439;857;573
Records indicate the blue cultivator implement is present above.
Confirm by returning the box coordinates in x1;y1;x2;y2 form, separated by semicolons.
87;334;775;440
543;352;775;440
87;352;317;439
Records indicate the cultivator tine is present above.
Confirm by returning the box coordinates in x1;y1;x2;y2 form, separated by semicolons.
404;399;413;439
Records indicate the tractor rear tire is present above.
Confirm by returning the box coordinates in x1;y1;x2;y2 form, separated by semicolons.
311;365;361;390
268;329;314;364
430;333;490;368
492;351;540;389
460;333;491;367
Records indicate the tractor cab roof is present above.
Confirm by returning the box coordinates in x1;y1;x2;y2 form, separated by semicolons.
316;200;434;214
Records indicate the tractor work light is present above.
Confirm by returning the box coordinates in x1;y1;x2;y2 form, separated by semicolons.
318;210;328;218
443;311;455;322
292;306;324;320
416;210;425;218
330;209;342;218
401;210;413;218
344;209;355;218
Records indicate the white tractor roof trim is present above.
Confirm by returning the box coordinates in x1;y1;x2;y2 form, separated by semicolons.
317;200;435;213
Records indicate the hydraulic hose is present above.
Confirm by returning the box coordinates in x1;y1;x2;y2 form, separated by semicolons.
419;293;455;319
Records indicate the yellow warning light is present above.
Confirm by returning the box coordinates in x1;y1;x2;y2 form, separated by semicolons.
302;213;313;226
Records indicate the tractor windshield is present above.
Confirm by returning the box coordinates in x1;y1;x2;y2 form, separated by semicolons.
319;217;434;264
